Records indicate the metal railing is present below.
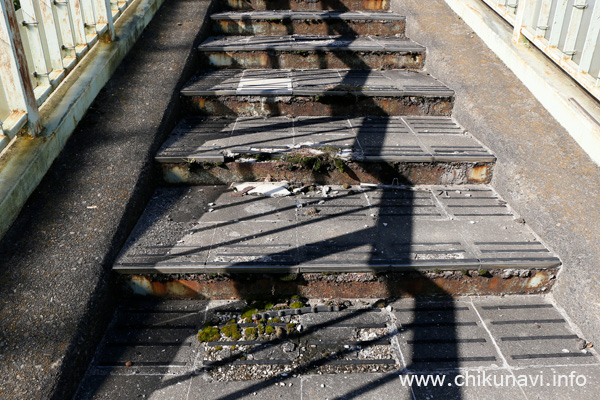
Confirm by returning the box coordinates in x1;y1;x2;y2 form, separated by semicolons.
482;0;600;101
0;0;135;153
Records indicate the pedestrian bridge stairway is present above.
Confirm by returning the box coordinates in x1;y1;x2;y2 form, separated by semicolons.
113;0;560;297
73;1;598;397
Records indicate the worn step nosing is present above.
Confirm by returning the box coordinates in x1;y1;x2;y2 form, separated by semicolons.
155;154;497;163
210;11;406;22
113;260;561;274
197;37;425;53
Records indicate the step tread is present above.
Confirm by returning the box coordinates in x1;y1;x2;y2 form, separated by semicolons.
113;185;559;274
198;35;424;52
211;10;405;21
181;69;454;97
155;116;495;163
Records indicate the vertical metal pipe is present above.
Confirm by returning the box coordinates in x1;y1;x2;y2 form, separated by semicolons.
0;0;42;136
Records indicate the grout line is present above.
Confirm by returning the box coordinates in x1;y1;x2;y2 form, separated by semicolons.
470;298;530;400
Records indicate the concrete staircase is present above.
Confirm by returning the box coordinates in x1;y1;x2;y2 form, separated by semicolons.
71;2;600;398
113;0;560;298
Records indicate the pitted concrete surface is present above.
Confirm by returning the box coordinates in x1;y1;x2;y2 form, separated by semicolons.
0;0;213;398
390;0;600;348
74;296;600;399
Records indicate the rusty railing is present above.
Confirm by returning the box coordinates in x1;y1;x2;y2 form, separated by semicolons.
482;0;600;101
0;0;134;153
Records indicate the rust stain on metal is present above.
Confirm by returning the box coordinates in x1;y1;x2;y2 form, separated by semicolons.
202;51;423;70
228;0;389;11
215;19;405;37
468;165;491;182
186;96;453;118
124;269;557;299
163;160;494;186
1;0;42;135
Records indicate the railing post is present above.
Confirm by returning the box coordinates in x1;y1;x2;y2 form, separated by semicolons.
19;0;51;86
39;0;67;73
579;1;600;74
93;0;116;40
69;0;89;47
512;0;535;44
563;0;590;59
535;0;553;38
0;0;42;136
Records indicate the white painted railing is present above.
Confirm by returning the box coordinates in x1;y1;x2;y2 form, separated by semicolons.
0;0;135;153
481;0;600;101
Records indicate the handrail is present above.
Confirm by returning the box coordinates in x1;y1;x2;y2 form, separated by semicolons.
0;0;129;153
481;0;600;102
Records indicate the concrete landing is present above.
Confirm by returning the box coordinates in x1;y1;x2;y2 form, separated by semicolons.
74;296;600;400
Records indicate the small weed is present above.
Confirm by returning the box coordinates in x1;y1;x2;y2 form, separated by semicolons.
334;158;345;173
290;301;304;309
433;268;442;274
461;270;469;276
286;323;297;334
214;345;223;351
258;323;265;335
265;325;275;335
478;269;490;277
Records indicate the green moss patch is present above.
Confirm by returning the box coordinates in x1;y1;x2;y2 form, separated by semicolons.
198;326;220;342
221;324;241;340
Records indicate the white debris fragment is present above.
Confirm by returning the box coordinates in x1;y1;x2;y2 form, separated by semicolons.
322;186;330;196
232;182;292;197
318;200;325;205
562;349;570;353
208;202;216;206
208;208;215;212
383;223;388;227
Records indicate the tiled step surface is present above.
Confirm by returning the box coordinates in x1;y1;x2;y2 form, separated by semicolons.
75;297;600;400
198;36;424;69
211;11;406;36
156;116;494;185
113;185;559;275
224;0;390;11
181;69;454;117
156;116;494;163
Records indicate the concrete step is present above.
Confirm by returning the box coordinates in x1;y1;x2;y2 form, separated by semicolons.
156;116;495;185
75;297;600;399
113;185;559;298
198;36;424;70
211;11;406;36
225;0;389;12
180;69;454;117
